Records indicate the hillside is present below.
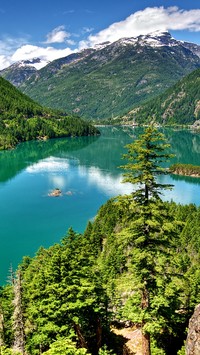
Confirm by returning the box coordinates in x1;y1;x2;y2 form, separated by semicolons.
122;67;200;125
0;77;99;149
17;32;200;120
0;76;44;118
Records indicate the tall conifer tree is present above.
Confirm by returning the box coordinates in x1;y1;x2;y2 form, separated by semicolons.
120;126;175;355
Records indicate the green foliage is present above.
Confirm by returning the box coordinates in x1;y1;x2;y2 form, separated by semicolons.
15;228;106;355
177;345;185;355
126;67;200;125
121;126;173;202
169;163;200;177
42;338;89;355
0;347;22;355
0;77;44;118
98;345;116;355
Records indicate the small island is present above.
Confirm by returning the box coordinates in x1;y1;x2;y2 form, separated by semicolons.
169;163;200;177
48;188;62;197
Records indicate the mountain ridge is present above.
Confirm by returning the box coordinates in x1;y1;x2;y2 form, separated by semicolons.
1;31;200;121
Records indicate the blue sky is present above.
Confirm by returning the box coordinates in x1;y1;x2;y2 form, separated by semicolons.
0;0;200;69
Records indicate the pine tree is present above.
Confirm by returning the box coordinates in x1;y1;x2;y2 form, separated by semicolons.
120;126;175;355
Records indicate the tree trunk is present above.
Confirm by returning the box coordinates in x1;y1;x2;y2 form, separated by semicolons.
141;286;151;355
96;317;102;351
73;322;88;349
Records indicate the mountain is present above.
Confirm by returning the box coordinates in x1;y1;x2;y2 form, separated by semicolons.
181;40;200;58
14;31;199;120
0;58;49;87
0;50;95;87
122;67;200;125
0;77;99;149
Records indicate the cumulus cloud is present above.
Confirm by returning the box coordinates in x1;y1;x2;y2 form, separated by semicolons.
45;25;71;44
1;6;200;70
80;6;200;47
11;44;74;64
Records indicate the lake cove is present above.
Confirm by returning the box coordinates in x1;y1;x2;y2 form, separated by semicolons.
1;127;200;284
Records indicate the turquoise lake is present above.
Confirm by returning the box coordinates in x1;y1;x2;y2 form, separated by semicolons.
1;126;200;285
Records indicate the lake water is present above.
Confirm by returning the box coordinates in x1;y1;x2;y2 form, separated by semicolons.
1;126;200;285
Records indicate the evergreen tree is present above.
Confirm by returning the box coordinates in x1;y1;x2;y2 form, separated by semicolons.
120;126;176;355
12;271;25;355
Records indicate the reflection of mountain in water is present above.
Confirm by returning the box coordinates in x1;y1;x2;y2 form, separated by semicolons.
1;126;200;184
0;136;99;182
164;128;200;166
65;126;139;173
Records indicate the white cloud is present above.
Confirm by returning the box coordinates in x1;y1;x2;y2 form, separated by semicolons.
27;157;70;173
81;6;200;47
66;39;76;46
45;25;70;44
11;44;74;65
0;55;11;70
1;6;200;70
0;35;30;69
78;165;133;196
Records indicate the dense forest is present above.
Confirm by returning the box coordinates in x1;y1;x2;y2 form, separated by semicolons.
0;77;100;150
0;127;199;355
121;67;200;126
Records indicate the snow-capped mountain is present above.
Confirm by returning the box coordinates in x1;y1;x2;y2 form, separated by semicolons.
17;31;200;120
1;31;200;120
1;31;200;88
0;58;49;87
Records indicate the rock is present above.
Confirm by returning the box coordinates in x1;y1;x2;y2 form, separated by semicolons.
48;188;62;197
186;304;200;355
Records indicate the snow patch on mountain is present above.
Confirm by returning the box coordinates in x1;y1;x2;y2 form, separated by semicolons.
116;31;180;48
17;58;49;70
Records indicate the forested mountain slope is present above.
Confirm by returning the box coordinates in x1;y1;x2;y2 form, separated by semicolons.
18;32;200;120
0;76;44;118
0;77;99;149
122;67;200;125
